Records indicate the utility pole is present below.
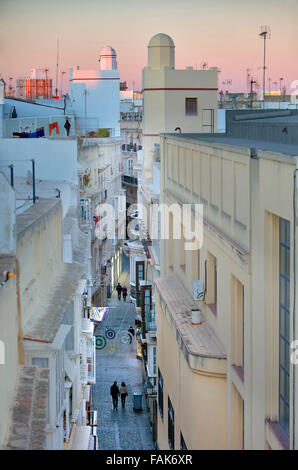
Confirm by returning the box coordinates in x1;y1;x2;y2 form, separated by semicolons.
259;25;271;109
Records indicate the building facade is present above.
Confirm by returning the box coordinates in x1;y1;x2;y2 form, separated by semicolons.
156;110;298;449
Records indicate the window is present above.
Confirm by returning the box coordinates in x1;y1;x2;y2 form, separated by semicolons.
185;98;198;116
141;284;152;326
207;252;217;316
153;346;157;375
158;368;164;419
168;396;175;450
128;158;133;175
279;217;290;436
64;301;75;352
32;357;49;369
180;432;187;450
232;384;244;449
231;276;244;376
136;261;145;292
180;224;186;270
192;249;200;281
154;143;160;162
56;348;64;417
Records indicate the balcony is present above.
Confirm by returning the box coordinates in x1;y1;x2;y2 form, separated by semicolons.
122;175;138;186
79;197;92;228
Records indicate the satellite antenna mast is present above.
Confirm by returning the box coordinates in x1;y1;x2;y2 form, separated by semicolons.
250;77;257;109
55;37;59;97
259;25;271;109
246;69;251;93
44;68;49;98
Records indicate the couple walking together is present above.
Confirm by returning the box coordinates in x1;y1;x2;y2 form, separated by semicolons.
116;283;128;301
110;381;128;409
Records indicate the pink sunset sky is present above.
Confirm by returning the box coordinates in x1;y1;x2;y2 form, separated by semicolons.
1;0;297;95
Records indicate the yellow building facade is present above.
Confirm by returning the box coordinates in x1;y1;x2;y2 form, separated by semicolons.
157;116;296;449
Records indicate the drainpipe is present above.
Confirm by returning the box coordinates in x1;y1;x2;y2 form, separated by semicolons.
32;159;36;204
87;228;92;307
9;164;14;188
294;165;298;449
16;259;25;365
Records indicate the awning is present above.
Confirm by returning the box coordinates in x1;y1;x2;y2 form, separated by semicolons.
89;307;110;324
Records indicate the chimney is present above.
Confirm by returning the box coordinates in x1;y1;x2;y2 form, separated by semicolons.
191;308;201;325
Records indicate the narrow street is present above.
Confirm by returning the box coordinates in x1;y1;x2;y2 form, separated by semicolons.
92;255;155;450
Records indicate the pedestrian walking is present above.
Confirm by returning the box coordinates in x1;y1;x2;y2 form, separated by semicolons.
116;283;122;301
128;326;135;344
110;381;120;410
120;382;128;408
122;285;128;302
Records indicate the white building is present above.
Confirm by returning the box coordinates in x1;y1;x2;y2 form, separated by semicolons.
69;46;120;137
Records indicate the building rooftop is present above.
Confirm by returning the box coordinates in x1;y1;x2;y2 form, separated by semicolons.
155;275;226;361
23;262;85;343
164;133;298;157
5;365;49;450
16;198;61;238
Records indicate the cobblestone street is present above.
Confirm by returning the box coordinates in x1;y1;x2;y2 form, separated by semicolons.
92;255;155;450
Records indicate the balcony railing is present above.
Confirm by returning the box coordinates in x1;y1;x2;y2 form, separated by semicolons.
122;175;138;186
79;197;92;227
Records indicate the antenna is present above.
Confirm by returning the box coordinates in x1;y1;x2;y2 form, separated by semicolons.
44;68;49;98
259;25;271;109
246;68;251;93
250;77;257;108
55;37;59;97
61;71;66;97
201;61;208;70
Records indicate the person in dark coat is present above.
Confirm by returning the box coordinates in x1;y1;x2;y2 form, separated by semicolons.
110;381;120;409
128;326;135;344
122;285;128;302
116;283;122;300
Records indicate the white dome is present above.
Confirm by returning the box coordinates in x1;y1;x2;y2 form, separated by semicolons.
148;33;175;69
99;45;117;70
148;33;175;48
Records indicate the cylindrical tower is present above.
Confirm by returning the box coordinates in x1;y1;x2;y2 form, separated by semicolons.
99;46;118;70
148;33;175;69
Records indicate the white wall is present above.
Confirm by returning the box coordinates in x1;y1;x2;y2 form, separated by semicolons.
0;138;79;183
69;68;120;136
4;97;64;118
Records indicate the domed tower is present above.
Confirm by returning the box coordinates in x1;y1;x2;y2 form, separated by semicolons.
148;33;175;69
99;45;118;70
